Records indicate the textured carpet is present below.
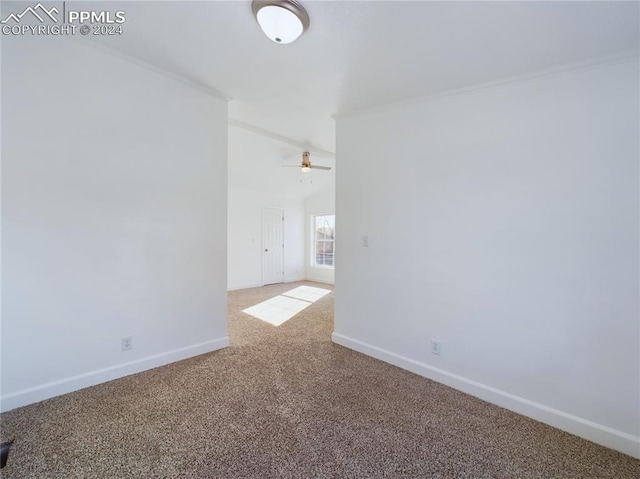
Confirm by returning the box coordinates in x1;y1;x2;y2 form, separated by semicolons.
1;281;638;478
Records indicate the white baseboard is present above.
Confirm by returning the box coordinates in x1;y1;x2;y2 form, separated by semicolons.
228;278;310;291
0;337;229;413
332;332;640;459
228;282;263;291
304;276;335;285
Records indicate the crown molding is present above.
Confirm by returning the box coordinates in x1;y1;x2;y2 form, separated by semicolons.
229;118;336;159
333;49;639;121
67;36;231;102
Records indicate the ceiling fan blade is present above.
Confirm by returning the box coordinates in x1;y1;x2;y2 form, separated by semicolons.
310;165;332;170
281;165;301;167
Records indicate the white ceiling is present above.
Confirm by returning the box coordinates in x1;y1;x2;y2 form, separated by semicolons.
86;0;639;198
229;122;335;198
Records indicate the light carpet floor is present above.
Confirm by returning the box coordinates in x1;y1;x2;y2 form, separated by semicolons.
1;281;638;478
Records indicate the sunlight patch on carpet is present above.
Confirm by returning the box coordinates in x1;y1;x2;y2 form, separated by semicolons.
242;286;331;326
281;286;331;302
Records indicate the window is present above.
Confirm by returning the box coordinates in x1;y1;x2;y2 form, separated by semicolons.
313;214;335;268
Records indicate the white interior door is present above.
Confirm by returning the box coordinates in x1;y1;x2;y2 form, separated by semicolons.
262;207;284;285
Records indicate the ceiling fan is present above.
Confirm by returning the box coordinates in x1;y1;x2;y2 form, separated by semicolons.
282;152;332;172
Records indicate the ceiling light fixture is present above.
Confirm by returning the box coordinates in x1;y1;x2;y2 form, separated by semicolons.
282;152;331;173
252;0;309;45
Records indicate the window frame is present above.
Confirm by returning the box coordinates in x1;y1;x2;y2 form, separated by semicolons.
311;213;335;269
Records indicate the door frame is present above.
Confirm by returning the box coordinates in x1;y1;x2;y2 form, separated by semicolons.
262;207;285;285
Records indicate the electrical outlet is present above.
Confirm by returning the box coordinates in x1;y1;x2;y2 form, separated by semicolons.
431;339;441;356
121;337;133;351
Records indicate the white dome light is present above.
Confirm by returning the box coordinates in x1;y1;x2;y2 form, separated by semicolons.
252;1;310;45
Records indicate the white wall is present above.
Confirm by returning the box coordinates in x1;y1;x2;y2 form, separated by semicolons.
305;187;336;284
1;35;229;411
334;60;639;457
228;187;304;290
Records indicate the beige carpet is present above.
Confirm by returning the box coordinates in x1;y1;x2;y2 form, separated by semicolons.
1;281;638;478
